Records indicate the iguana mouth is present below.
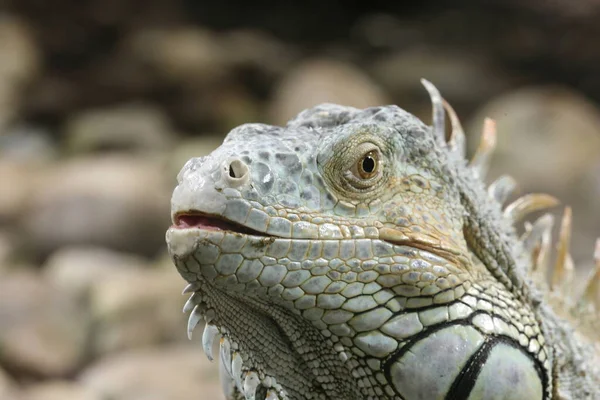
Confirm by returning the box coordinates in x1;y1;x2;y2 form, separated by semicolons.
174;211;268;236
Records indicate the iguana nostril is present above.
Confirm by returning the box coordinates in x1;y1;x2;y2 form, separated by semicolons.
225;158;249;184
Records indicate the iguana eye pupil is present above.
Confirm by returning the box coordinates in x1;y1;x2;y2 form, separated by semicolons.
362;157;375;172
358;151;378;178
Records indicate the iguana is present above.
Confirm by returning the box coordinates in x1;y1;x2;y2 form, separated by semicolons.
166;80;600;400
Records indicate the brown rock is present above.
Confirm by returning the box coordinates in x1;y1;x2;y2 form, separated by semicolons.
64;103;176;154
0;16;40;133
21;381;101;400
127;27;225;86
468;86;600;263
220;29;297;77
0;160;37;225
43;246;150;298
0;230;18;274
370;47;513;113
20;155;171;259
80;345;222;400
468;86;600;186
89;268;189;355
269;59;388;125
0;367;17;400
169;136;225;178
0;17;39;83
0;271;89;378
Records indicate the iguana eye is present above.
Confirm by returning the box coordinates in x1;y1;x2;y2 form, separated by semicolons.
335;141;384;193
354;150;379;180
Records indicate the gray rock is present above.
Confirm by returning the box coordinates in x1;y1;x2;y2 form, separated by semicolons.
0;271;89;378
65;104;175;154
0;125;57;162
268;59;388;125
20;155;171;258
80;345;222;400
21;381;101;400
467;86;600;265
89;268;189;355
43;246;150;298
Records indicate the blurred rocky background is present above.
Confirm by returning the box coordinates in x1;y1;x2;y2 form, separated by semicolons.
1;1;599;399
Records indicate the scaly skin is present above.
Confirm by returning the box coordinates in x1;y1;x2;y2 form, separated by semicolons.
166;81;600;400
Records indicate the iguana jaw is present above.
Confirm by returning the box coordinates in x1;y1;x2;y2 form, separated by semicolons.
167;222;471;400
167;226;359;400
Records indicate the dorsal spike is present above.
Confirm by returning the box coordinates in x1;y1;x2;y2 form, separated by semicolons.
581;238;600;307
469;118;497;180
521;214;554;283
535;231;553;283
503;193;560;223
522;213;554;255
442;99;466;158
488;175;517;206
420;79;446;146
552;207;574;292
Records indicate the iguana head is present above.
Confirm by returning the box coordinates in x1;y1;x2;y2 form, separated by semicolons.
166;82;553;400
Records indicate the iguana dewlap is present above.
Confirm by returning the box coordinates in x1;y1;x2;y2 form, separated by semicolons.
166;80;600;400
